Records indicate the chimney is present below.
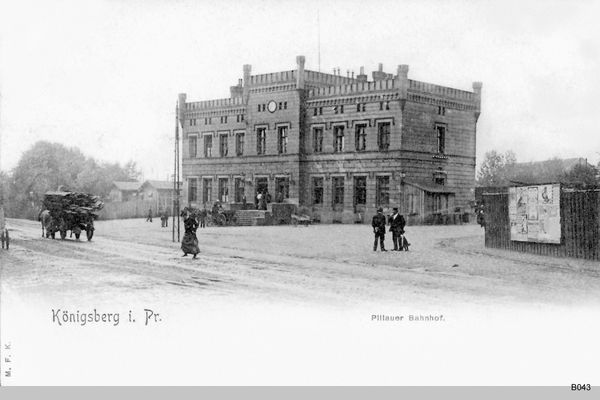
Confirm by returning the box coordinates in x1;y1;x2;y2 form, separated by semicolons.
396;64;409;101
178;93;187;122
296;55;306;89
473;82;483;120
243;64;252;97
372;63;387;81
357;66;367;83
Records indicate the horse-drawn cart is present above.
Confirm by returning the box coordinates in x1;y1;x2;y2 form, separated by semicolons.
42;191;103;241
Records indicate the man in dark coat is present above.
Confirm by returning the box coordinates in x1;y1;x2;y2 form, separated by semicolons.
388;207;406;251
371;207;387;251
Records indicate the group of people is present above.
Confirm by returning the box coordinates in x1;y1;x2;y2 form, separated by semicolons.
371;207;410;252
255;190;271;210
146;207;170;228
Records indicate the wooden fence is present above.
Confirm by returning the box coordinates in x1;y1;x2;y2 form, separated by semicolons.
483;189;600;260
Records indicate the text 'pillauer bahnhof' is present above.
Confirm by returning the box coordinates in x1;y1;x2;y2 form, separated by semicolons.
179;56;482;224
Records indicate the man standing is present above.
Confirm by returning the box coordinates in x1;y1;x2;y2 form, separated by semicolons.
389;207;406;251
371;207;387;252
146;207;153;222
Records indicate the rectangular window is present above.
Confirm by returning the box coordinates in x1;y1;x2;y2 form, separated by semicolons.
354;176;366;206
313;108;318;116
284;102;287;110
278;126;288;154
218;178;229;203
257;127;266;155
340;105;344;114
313;127;323;153
334;126;344;153
202;178;212;204
204;135;213;157
188;178;197;203
236;132;245;156
378;122;390;151
189;135;198;158
219;134;228;157
332;177;345;206
436;125;446;154
356;103;361;112
275;177;290;201
355;125;366;151
313;177;323;205
319;107;323;115
376;176;390;206
362;103;366;112
258;105;261;112
279;102;282;110
234;178;245;203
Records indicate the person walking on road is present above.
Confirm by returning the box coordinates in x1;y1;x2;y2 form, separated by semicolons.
181;212;200;259
146;207;153;222
372;207;387;252
388;207;406;251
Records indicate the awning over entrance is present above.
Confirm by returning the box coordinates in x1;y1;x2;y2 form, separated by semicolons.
404;180;456;194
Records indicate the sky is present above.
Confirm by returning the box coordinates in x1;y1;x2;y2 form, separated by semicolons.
1;0;599;180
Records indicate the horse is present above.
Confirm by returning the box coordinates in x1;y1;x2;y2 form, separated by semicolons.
40;210;55;238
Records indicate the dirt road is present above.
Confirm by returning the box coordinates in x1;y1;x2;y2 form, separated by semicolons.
2;217;599;310
2;218;600;385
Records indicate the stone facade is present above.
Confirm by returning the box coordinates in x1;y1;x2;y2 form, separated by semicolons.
179;56;481;224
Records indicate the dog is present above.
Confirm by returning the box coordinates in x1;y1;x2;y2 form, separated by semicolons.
400;234;410;251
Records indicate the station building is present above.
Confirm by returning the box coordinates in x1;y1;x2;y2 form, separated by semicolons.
179;56;482;224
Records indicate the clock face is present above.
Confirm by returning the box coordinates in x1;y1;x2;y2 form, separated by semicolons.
267;100;277;113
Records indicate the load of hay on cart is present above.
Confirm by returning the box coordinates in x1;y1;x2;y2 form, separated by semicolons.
43;191;104;241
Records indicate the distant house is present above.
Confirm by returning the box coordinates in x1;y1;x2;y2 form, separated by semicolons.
139;180;180;212
109;181;143;202
515;157;592;175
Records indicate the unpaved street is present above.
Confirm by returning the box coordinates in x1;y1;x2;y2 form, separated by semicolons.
2;217;599;309
2;218;600;385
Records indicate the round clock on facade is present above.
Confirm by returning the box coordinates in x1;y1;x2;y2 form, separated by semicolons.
267;100;277;113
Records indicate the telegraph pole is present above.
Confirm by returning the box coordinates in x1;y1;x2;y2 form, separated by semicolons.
172;101;181;242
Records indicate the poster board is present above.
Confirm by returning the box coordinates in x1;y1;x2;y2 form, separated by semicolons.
509;184;561;243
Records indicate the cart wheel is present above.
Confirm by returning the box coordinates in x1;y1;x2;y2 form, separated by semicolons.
216;214;227;227
60;230;67;240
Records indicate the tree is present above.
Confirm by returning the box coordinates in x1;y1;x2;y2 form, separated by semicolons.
5;141;142;218
476;150;516;187
561;164;599;189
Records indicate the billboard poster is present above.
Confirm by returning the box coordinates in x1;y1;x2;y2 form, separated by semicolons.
509;184;561;244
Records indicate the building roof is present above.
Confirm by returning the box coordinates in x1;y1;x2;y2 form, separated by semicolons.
515;157;591;172
141;180;179;191
111;181;143;191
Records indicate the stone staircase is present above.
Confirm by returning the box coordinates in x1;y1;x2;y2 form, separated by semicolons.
235;210;270;226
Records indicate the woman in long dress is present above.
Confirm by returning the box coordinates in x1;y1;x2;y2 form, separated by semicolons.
181;213;200;258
